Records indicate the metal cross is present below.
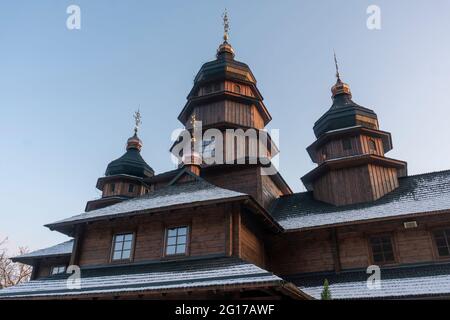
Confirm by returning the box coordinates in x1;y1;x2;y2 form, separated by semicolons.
222;9;230;42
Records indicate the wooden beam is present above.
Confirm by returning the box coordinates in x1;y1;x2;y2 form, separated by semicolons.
330;227;341;273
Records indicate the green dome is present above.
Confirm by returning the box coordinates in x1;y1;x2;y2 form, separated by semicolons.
105;134;154;178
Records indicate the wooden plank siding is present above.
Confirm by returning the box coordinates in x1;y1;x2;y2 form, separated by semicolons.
77;205;228;266
267;229;335;275
269;214;450;277
188;101;264;130
239;212;266;268
313;165;374;206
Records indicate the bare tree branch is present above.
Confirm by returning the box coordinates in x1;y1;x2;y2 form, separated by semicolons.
0;238;32;289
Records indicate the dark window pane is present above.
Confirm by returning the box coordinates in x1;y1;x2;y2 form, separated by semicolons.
384;252;395;262
433;229;450;257
370;236;394;264
342;138;352;150
438;247;450;257
373;254;383;263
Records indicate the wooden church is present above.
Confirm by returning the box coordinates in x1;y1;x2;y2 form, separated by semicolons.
1;14;450;300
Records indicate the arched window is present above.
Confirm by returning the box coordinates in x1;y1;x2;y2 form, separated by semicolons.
234;84;241;94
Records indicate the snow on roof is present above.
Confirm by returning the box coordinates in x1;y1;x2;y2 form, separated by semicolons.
12;240;74;261
48;180;247;228
0;258;282;298
298;262;450;299
271;170;450;230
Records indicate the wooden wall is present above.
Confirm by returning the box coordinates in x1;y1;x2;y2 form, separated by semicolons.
267;229;335;275
187;102;264;130
312;164;399;206
34;256;71;279
269;213;450;277
77;205;228;266
368;164;399;201
239;213;266;268
102;181;147;198
313;165;373;206
204;166;260;204
260;174;284;209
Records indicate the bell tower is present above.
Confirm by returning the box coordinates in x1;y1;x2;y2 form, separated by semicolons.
170;10;291;208
172;10;275;165
302;55;407;206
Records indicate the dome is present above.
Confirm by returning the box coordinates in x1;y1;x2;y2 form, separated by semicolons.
105;133;154;178
313;78;378;138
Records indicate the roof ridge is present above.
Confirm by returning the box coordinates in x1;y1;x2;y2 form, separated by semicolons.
400;168;450;179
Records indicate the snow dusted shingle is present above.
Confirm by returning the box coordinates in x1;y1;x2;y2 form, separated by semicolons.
293;262;450;299
47;180;247;229
271;170;450;230
12;240;74;263
0;257;283;299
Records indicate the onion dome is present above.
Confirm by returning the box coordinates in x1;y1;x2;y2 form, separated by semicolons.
105;111;154;178
313;55;378;138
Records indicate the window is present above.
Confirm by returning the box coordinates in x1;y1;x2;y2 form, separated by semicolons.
234;84;241;94
128;184;135;193
321;148;328;161
111;233;134;261
202;137;216;159
165;226;188;256
213;83;221;92
51;266;66;275
369;235;395;264
433;229;450;257
204;85;212;94
110;183;116;193
342;138;352;151
369;139;377;152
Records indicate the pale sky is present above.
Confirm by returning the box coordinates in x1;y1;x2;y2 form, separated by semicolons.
1;0;449;253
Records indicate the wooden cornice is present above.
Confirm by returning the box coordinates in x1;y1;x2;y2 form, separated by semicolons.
301;153;408;184
306;126;393;159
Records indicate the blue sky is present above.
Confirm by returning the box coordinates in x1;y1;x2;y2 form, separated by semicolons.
1;1;449;252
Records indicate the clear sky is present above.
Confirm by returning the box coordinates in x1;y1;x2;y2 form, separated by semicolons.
1;1;449;252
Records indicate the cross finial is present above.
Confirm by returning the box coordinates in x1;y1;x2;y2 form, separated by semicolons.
334;51;341;81
133;109;142;134
222;9;230;42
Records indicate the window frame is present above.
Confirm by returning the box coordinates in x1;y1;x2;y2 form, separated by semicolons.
128;183;135;193
367;233;397;266
431;228;450;259
50;265;67;276
342;138;352;151
110;232;136;263
163;225;190;258
368;139;377;152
